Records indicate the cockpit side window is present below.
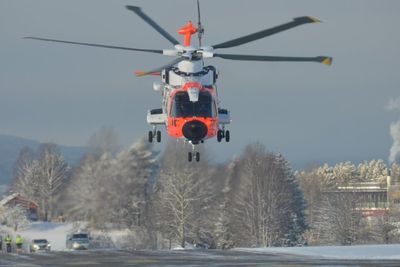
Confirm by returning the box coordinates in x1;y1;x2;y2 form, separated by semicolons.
171;91;215;118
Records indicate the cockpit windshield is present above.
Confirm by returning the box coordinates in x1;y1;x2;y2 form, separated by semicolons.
171;91;215;118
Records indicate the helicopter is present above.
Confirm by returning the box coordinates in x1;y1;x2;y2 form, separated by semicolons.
25;1;332;162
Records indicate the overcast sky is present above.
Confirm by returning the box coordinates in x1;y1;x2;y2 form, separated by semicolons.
1;0;399;168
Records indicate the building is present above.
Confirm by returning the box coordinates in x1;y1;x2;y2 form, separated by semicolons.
0;193;38;221
325;174;400;219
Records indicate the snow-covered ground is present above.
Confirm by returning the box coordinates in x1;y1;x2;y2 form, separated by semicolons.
236;244;400;260
5;222;400;260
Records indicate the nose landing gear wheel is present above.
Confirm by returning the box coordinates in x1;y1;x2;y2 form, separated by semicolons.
148;131;153;143
188;151;200;162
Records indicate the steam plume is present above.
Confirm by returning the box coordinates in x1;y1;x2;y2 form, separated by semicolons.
389;120;400;163
386;96;400;111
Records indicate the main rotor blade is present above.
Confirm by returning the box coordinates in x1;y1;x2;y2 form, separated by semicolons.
212;16;321;49
24;37;164;54
214;53;332;65
136;57;185;77
126;5;179;45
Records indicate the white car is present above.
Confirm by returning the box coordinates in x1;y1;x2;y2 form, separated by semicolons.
66;233;90;250
30;239;51;252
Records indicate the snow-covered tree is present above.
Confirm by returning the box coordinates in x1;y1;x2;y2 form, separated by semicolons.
158;167;199;248
332;161;357;185
66;152;115;226
0;205;30;231
107;138;157;228
11;144;69;221
11;159;42;203
228;143;307;247
12;146;35;180
358;160;388;184
37;144;69;221
213;162;236;249
315;164;336;188
65;137;158;250
154;141;214;248
314;191;363;245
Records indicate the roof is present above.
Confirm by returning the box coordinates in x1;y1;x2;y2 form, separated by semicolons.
0;193;38;208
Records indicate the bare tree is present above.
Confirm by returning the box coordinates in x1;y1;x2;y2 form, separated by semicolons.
37;144;69;221
11;159;42;202
12;146;34;180
11;144;69;221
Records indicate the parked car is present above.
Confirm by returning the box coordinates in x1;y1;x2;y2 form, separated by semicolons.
30;239;51;252
66;233;90;250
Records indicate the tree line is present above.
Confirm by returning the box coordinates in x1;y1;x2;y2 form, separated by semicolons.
4;130;400;248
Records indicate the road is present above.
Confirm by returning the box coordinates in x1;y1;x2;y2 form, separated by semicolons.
1;249;400;267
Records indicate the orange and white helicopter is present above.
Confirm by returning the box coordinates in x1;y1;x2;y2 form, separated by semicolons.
25;1;332;162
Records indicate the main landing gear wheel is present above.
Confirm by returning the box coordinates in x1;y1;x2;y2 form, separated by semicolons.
217;130;223;142
188;152;193;162
156;130;161;143
217;129;230;142
148;129;161;143
225;130;230;142
195;152;200;162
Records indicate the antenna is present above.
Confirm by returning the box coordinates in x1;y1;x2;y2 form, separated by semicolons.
197;0;204;46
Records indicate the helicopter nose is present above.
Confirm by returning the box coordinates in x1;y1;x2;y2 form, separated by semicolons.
182;120;207;142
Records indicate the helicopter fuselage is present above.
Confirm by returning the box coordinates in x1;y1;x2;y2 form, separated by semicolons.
147;59;231;145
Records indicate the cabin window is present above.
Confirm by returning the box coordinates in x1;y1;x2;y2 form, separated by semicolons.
171;91;215;118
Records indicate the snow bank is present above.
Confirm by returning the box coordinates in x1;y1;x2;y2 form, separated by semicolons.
236;244;400;260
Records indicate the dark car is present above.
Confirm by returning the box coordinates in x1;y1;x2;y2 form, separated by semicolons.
30;239;51;252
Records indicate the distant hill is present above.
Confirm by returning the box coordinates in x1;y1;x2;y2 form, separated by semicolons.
0;134;86;186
